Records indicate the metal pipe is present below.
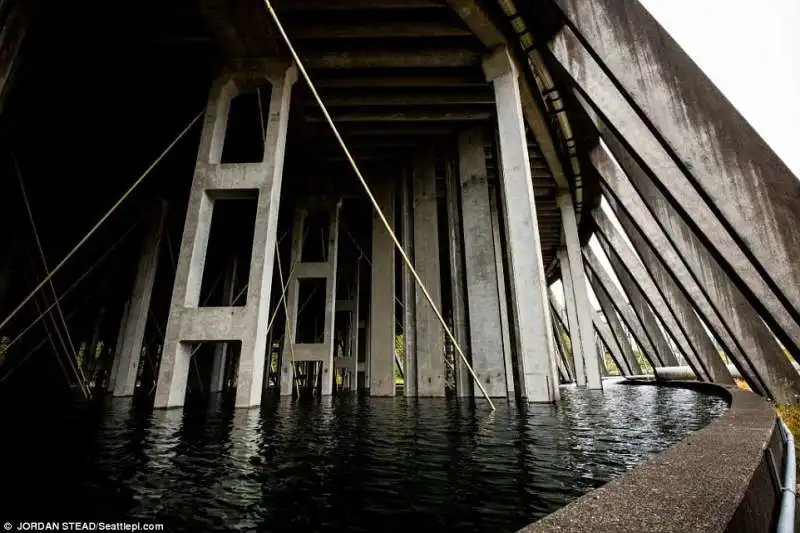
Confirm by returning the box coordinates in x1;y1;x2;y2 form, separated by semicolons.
777;418;796;533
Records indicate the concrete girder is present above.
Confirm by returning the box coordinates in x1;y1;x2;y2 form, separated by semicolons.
303;49;480;70
582;247;669;370
547;3;800;358
592;144;800;403
289;21;471;39
593;209;734;385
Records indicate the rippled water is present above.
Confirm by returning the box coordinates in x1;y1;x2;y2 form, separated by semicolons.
3;383;726;532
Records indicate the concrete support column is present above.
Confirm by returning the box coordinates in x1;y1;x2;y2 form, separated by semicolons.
279;199;341;396
593;209;734;384
154;61;297;408
593;313;631;377
413;147;445;397
557;191;602;389
547;7;800;356
400;169;417;397
113;199;167;397
209;256;238;393
444;155;471;398
457;127;509;397
369;179;396;396
558;250;585;385
484;46;558;402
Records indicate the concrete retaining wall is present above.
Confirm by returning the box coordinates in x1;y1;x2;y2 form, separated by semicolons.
518;382;786;533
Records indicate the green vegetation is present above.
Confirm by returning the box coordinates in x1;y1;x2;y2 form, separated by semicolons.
394;335;404;384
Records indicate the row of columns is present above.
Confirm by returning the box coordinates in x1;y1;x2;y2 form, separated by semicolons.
101;4;800;407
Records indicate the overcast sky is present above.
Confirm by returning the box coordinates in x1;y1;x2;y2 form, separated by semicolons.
639;0;800;178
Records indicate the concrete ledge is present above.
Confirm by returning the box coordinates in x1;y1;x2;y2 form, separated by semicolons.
518;381;783;533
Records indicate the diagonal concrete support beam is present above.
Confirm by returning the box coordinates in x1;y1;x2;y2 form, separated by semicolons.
593;209;733;384
583;247;672;369
590;277;641;376
546;4;800;358
592;144;800;402
548;293;575;382
593;313;629;377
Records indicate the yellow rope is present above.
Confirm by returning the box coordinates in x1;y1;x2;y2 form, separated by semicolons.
262;0;495;409
0;112;202;335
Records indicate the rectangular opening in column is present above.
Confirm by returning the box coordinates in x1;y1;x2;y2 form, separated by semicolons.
295;278;327;343
199;194;258;307
183;341;242;403
300;210;331;263
221;83;273;164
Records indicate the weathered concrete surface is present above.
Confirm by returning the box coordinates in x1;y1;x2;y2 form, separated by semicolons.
593;313;630;376
458;128;508;397
369;179;396;396
485;45;558;402
400;169;417;398
547;11;800;357
413;147;446;397
210;256;237;393
601;207;735;387
584;251;657;370
490;187;516;397
113;199;167;397
155;62;296;408
445;154;471;398
549;295;575;382
584;247;672;369
518;383;782;533
592;145;800;403
559;250;586;386
559;191;601;389
591;277;641;376
594;209;733;384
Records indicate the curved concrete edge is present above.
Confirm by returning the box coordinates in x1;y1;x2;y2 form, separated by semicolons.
517;381;784;533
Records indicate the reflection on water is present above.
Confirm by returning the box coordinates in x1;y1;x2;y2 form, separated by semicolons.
3;383;726;532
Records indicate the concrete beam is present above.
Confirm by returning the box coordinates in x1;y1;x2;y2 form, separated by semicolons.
583;247;666;370
289;21;470;39
559;250;585;386
593;314;629;377
304;49;480;70
548;295;575;381
592;144;800;402
301;92;495;107
113;200;167;397
547;9;800;357
593;209;734;385
413;147;446;396
558;191;602;389
590;271;641;376
400;168;418;397
458;127;509;397
304;110;493;122
313;74;487;89
369;179;396;396
277;0;443;10
485;46;559;402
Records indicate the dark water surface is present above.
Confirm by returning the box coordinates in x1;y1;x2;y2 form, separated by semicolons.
3;383;726;532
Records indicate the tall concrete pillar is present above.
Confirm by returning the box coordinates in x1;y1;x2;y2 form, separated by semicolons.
400;169;417;397
279;199;341;396
444;156;471;397
591;134;800;403
369;179;396;396
413;147;445;397
590;273;641;376
107;300;129;393
490;185;516;397
209;256;238;393
558;191;602;389
154;61;297;408
113;199;167;397
558;250;585;386
484;46;558;402
547;7;800;357
457;127;509;397
593;209;734;385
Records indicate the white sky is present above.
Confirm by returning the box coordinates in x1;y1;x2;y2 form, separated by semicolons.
639;0;800;179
